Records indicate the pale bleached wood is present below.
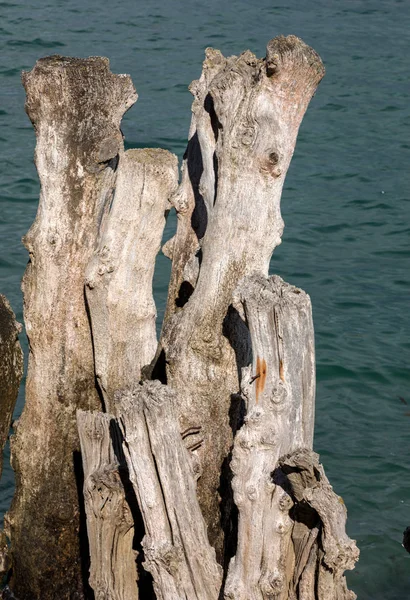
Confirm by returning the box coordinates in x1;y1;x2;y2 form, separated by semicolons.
158;36;325;557
118;381;222;600
225;274;315;599
4;39;360;600
85;148;178;412
225;274;358;599
6;56;137;600
77;410;138;600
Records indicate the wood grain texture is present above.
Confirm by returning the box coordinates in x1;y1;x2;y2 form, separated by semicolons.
6;56;136;600
77;410;139;600
86;148;178;412
118;381;222;600
225;275;358;599
0;295;23;484
158;36;325;558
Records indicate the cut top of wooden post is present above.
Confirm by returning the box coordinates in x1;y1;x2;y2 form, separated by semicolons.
22;56;137;171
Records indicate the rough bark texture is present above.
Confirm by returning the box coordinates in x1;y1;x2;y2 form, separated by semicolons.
6;56;136;600
77;410;139;600
118;381;222;600
158;36;325;559
86;149;178;413
0;295;23;482
224;274;358;599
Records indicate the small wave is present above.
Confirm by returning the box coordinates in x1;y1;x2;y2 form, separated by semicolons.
7;38;65;48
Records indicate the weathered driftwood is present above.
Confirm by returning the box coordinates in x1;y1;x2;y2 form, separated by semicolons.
6;56;136;600
86;149;178;413
0;295;23;483
224;274;358;599
157;36;326;557
4;35;359;600
77;410;139;600
278;450;359;600
118;381;222;600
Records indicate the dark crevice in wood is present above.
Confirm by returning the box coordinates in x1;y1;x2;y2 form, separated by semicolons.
72;451;95;600
187;132;207;241
218;394;245;593
109;420;155;599
204;93;221;206
83;288;106;413
204;93;222;143
175;281;194;308
222;305;252;384
149;348;167;385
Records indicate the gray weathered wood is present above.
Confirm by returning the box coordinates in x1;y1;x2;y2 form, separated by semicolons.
3;38;360;600
6;56;137;600
118;381;222;600
77;410;139;600
158;36;325;557
86;148;178;412
279;450;359;600
225;274;316;599
224;274;358;599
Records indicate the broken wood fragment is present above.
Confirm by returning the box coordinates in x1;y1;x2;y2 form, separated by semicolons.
118;381;222;600
77;410;139;600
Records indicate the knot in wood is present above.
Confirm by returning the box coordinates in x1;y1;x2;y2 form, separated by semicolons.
266;53;279;77
245;406;264;424
278;492;293;512
246;483;258;501
275;521;290;534
240;125;255;147
47;231;60;247
266;570;284;594
270;383;287;405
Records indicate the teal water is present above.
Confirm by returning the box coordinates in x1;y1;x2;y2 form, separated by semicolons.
1;1;409;597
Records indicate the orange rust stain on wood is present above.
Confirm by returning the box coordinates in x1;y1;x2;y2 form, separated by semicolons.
279;359;285;382
255;356;267;403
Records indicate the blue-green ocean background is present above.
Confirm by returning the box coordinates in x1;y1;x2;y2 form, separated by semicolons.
1;0;409;597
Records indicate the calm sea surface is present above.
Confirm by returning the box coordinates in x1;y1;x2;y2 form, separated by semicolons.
1;0;409;597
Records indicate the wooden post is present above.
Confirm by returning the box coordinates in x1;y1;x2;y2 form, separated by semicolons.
6;56;136;600
4;36;359;600
118;381;222;600
158;35;325;559
85;148;178;413
224;274;358;599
